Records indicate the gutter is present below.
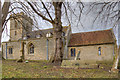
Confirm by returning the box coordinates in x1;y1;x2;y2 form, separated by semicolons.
68;42;115;47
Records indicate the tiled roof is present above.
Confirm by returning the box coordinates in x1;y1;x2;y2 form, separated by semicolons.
68;29;115;47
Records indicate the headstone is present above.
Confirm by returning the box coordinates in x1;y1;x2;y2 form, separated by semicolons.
25;60;29;63
75;51;80;60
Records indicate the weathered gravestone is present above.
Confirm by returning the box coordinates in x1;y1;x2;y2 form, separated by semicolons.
75;51;80;60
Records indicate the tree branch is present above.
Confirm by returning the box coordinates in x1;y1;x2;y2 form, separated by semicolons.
27;1;53;23
63;3;70;25
2;1;10;27
40;0;54;22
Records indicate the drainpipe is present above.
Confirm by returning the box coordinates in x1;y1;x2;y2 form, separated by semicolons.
6;43;7;59
46;39;49;60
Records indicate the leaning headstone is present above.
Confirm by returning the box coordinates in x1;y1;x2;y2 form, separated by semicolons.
75;51;80;60
16;56;24;62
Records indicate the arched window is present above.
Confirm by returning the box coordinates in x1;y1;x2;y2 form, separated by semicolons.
29;43;34;54
71;48;76;57
98;47;101;55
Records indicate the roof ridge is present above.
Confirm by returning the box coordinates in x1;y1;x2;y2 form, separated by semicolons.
33;26;68;32
72;28;113;34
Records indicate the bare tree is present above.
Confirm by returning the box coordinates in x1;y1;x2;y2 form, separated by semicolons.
27;1;64;64
25;1;84;64
0;0;10;46
1;1;84;64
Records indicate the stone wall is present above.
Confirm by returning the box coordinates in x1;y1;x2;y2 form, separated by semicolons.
2;41;21;59
2;37;55;60
24;38;55;60
68;44;115;63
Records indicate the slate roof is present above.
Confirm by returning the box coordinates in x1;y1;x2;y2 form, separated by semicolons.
29;26;68;38
68;29;116;47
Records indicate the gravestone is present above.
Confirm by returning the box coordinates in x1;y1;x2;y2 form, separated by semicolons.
75;51;80;60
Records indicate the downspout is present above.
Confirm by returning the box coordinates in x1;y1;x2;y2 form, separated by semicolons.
46;39;49;60
6;43;7;59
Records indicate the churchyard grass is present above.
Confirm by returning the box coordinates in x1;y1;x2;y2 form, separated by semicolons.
2;60;118;78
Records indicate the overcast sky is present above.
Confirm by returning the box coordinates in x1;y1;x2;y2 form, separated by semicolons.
1;2;119;45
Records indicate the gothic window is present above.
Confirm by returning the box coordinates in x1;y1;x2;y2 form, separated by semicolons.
98;47;101;55
29;43;34;54
9;48;13;54
71;48;76;57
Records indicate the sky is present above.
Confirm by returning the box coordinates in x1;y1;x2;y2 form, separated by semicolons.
1;2;119;45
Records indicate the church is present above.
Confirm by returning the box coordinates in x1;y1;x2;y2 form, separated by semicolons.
1;12;116;64
1;12;70;60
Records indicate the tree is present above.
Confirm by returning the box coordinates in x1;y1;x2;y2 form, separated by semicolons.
26;2;63;64
0;0;10;46
26;1;84;64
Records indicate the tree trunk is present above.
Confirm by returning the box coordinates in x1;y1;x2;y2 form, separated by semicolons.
2;1;10;27
50;2;63;65
111;45;119;73
0;1;10;59
0;1;2;46
21;42;24;60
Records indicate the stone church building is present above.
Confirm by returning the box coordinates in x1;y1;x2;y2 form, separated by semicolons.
1;12;71;60
68;29;116;63
1;12;116;63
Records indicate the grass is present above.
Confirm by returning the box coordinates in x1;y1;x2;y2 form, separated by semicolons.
2;60;118;78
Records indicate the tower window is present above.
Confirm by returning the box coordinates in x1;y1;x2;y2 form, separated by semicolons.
15;31;17;35
15;21;17;28
98;47;101;55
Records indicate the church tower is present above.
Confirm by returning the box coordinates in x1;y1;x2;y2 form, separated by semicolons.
10;12;33;41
